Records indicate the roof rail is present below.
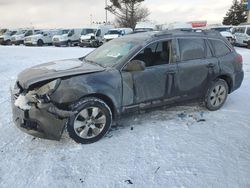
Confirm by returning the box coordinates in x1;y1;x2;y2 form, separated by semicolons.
154;28;222;37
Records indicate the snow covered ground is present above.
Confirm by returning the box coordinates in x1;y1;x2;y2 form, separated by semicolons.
0;45;249;188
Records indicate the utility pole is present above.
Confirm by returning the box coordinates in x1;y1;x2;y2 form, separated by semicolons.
90;14;93;25
105;0;108;23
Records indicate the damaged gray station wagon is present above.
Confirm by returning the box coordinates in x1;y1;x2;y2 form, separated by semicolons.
11;30;244;144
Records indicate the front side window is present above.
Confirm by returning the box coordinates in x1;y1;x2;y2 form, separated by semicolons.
178;38;205;61
133;40;172;67
209;39;231;57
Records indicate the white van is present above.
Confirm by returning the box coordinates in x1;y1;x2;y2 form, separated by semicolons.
167;22;193;30
24;30;58;46
134;22;156;33
209;26;235;44
0;29;18;45
11;29;39;45
232;24;250;48
52;29;82;47
80;24;114;47
103;28;133;42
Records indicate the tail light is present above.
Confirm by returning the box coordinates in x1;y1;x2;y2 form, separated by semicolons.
235;54;243;64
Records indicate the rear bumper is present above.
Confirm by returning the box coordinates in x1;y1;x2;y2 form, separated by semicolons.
11;89;67;140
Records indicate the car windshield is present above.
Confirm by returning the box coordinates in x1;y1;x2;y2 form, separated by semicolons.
57;29;70;35
85;40;138;67
0;29;7;35
4;31;16;35
81;29;96;35
15;30;26;35
107;30;121;35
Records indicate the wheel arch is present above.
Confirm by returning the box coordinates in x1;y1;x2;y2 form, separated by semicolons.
83;93;117;119
217;74;232;93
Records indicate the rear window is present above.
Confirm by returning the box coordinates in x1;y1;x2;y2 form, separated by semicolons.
178;38;205;61
209;39;231;57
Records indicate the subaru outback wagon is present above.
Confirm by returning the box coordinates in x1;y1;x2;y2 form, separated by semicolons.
11;30;244;144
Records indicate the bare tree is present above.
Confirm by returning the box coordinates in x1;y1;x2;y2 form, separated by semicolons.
106;0;150;29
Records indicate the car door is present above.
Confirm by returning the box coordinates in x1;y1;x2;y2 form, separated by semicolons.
175;37;219;100
121;39;178;109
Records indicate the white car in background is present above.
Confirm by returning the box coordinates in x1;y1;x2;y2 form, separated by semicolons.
80;24;114;47
232;24;250;48
24;30;58;46
52;29;82;47
134;22;157;33
103;28;133;42
210;26;235;44
0;29;17;45
11;29;39;45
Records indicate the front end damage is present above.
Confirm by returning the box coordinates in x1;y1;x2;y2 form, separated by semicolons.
11;79;75;140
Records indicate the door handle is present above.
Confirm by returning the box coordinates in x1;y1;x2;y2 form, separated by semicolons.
207;63;215;68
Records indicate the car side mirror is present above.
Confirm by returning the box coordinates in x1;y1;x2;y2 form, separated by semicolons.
124;60;145;72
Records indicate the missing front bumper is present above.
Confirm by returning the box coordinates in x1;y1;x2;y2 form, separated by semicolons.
11;89;69;141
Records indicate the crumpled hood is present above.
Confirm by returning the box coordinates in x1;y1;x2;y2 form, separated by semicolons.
17;58;105;89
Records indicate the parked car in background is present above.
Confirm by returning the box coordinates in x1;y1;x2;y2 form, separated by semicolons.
80;24;114;47
134;22;156;33
0;29;8;35
11;29;39;45
0;29;17;45
24;30;58;46
52;29;82;47
103;28;133;42
11;30;243;144
167;22;193;30
210;26;235;44
232;24;250;48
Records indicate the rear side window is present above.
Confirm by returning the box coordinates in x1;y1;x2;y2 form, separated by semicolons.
178;38;205;61
209;39;231;57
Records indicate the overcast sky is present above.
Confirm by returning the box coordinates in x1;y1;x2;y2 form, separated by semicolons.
0;0;231;28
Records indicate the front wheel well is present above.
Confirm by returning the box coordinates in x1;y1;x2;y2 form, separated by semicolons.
217;75;232;93
83;93;116;118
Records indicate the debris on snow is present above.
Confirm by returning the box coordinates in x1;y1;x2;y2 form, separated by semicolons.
124;179;133;184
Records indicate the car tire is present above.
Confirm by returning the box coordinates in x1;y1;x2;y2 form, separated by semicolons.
247;41;250;49
6;40;11;45
205;79;228;111
67;40;72;47
37;39;44;46
67;97;112;144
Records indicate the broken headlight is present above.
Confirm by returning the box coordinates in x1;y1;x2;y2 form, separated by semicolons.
35;79;61;96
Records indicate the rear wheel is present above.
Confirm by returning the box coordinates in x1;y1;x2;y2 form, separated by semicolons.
205;79;228;111
67;98;112;144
